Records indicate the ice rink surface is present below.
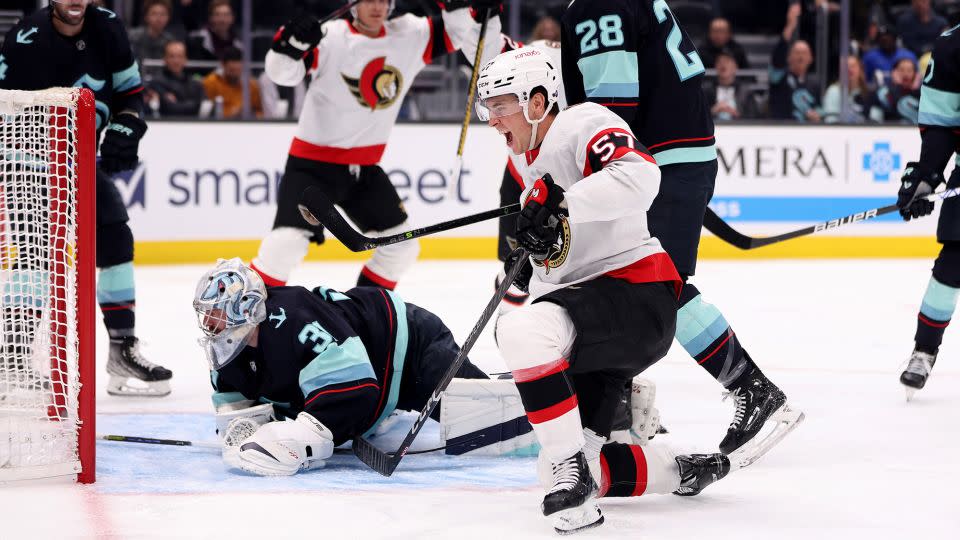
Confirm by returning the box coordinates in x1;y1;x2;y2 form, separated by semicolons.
2;259;959;539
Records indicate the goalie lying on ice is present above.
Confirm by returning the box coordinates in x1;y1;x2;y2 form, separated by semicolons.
192;257;497;476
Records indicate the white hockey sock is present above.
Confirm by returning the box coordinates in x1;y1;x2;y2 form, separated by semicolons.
497;302;583;461
361;222;420;288
252;227;311;285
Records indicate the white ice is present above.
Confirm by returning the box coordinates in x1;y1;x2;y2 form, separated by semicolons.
2;259;959;539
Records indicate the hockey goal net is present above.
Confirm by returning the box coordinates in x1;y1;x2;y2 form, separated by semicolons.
0;88;96;483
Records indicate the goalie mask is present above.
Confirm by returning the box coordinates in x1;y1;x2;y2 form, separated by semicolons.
475;48;561;151
193;258;267;370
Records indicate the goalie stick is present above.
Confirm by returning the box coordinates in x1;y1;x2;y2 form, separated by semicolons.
352;248;530;476
299;185;520;251
702;188;960;250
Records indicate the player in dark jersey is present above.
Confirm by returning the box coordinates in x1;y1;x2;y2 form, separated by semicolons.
0;0;172;396
895;24;960;400
559;0;801;456
193;258;489;475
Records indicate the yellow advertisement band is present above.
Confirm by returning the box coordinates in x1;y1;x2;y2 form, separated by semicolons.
132;236;943;265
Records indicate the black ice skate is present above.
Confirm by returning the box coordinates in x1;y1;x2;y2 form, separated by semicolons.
719;370;804;467
720;369;788;454
106;337;173;397
673;453;731;496
542;451;604;535
900;349;937;401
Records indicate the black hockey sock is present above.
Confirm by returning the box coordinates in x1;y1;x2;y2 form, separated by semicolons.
597;442;647;497
677;282;758;389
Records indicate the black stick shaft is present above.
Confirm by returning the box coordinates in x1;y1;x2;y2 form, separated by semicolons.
352;248;530;476
704;188;960;250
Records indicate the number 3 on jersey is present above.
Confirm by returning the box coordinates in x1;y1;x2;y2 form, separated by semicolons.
653;0;705;81
576;15;625;54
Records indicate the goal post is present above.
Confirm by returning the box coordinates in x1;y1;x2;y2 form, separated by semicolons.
0;87;96;483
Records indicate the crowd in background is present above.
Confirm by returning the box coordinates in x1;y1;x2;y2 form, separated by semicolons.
4;0;957;123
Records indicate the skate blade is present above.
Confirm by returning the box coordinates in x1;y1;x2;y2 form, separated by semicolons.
904;386;917;402
106;376;171;397
552;501;604;536
728;403;804;470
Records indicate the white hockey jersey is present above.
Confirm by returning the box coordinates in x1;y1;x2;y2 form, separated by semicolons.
520;102;680;300
266;9;502;165
506;39;566;186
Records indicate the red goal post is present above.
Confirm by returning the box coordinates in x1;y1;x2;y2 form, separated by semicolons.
0;87;96;483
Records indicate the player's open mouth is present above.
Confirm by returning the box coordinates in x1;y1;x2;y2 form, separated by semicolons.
500;129;513;146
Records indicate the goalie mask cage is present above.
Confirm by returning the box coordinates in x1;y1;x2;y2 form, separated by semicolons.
0;88;96;484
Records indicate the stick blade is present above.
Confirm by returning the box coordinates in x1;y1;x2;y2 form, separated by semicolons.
352;436;400;477
299;186;374;251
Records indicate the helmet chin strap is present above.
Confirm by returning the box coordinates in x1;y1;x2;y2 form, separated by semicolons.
524;104;550;152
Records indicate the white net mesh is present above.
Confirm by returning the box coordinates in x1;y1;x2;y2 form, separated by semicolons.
0;88;84;481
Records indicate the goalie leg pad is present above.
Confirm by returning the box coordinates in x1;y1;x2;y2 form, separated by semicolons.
226;412;334;476
440;378;538;456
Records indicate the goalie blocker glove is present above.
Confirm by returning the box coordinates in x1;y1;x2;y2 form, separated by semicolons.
229;412;335;476
272;13;323;60
99;113;147;174
897;162;944;221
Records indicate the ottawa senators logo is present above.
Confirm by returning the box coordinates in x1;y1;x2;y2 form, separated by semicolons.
342;57;404;110
532;217;571;274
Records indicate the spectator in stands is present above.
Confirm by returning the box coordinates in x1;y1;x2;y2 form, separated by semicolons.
868;57;921;124
702;49;755;120
896;0;948;56
146;40;207;117
188;0;243;62
258;70;306;120
530;15;561;42
862;25;918;86
129;0;177;80
202;47;262;118
700;17;750;69
822;55;871;123
769;2;822;122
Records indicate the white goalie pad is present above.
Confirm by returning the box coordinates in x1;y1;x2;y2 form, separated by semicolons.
440;378;538;456
727;402;805;470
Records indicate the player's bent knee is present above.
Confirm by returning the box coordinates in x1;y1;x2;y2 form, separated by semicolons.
496;303;577;370
933;242;960;287
96;222;134;268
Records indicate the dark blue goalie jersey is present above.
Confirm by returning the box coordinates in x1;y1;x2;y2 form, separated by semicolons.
0;5;144;133
560;0;715;167
211;286;409;446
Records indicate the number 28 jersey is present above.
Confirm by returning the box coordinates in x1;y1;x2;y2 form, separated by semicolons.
560;0;715;167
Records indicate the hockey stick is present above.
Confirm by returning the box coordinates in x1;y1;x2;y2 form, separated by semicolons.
702;188;960;250
450;8;492;198
98;434;222;450
298;185;520;251
352;248;530;476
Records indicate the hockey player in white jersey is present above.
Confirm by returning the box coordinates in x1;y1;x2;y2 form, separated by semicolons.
252;0;503;290
479;49;731;534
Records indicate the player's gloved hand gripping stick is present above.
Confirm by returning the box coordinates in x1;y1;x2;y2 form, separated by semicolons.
351;247;530;476
299;185;520;251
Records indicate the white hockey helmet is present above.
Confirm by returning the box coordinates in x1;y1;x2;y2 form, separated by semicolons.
475;48;561;151
193;258;267;370
350;0;396;19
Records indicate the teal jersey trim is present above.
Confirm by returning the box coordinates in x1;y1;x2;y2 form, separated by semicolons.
919;85;960;126
298;336;376;396
652;145;718;166
96;262;135;304
577;50;639;99
364;290;409;436
112;62;142;93
315;286;350;302
676;295;729;357
920;276;960;321
212;391;247;408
